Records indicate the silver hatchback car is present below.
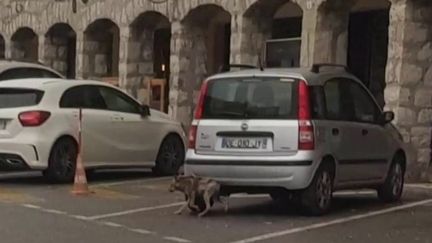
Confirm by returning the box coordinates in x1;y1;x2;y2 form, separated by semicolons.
185;64;407;215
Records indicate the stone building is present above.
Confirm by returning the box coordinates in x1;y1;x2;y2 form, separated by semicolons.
0;0;431;181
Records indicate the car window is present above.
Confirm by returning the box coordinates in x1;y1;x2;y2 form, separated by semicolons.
98;86;141;114
60;85;106;110
38;69;61;78
0;67;61;81
323;79;353;121
324;79;343;120
203;77;297;119
0;88;44;108
348;80;381;123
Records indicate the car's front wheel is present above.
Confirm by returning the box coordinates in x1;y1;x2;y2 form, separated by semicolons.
377;156;405;203
43;138;77;183
153;135;185;176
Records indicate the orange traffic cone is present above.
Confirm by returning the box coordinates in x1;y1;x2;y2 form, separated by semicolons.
71;152;91;195
71;108;91;196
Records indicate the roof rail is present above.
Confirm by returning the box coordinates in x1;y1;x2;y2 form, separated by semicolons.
218;64;257;73
311;63;349;73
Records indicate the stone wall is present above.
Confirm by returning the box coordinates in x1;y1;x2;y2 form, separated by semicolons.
44;35;68;76
385;0;432;180
83;26;118;79
314;0;354;65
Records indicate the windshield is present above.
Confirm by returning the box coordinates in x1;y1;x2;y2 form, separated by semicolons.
0;88;44;108
202;77;298;119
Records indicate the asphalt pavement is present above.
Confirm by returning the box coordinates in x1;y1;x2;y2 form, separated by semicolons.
0;170;430;243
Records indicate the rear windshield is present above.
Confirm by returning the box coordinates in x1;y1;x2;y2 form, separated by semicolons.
202;77;298;119
0;88;44;108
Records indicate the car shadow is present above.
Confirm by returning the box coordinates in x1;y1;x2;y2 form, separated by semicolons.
206;195;396;219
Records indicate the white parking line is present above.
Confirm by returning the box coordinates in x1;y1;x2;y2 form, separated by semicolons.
230;198;432;243
22;204;41;209
86;202;184;220
164;236;192;243
102;221;123;228
405;184;432;190
92;176;171;188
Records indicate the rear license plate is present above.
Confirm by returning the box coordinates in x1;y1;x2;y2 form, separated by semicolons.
221;137;268;150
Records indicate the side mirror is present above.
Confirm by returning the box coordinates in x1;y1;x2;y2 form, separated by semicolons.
381;111;394;124
140;105;150;117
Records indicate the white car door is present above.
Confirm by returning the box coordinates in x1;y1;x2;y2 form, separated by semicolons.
97;86;161;165
59;85;117;165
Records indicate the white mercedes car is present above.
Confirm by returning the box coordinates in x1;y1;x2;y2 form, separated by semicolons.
0;78;186;183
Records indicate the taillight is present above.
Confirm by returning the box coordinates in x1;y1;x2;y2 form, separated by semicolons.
188;125;197;149
194;81;209;119
18;111;51;127
298;80;314;150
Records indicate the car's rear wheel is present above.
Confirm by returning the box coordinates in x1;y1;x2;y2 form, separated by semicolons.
301;163;334;216
377;156;405;203
153;135;185;176
43;138;77;183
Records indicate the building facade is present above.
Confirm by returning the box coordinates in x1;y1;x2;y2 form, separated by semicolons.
0;0;431;181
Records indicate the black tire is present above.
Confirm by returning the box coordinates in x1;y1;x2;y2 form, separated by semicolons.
377;156;405;203
153;135;185;176
43;138;77;183
300;163;334;216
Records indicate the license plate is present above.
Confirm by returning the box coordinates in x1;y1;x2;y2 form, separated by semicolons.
221;137;268;150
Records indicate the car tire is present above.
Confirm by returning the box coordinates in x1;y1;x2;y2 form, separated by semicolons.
300;163;334;216
43;138;78;183
153;135;185;176
377;156;405;203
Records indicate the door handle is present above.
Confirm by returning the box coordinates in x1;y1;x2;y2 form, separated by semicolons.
332;128;339;136
362;129;368;136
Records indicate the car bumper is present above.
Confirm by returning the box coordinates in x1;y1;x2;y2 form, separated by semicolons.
0;142;46;170
185;151;319;190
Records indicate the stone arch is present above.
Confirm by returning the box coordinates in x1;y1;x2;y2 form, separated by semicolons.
45;23;77;78
170;4;232;124
181;4;232;76
175;0;233;21
349;0;391;108
0;34;5;59
128;11;171;110
7;13;42;36
123;0;171;24
242;0;303;67
11;27;38;61
79;2;122;30
83;18;120;79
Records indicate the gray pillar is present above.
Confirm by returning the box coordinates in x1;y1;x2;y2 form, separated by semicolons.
75;32;85;79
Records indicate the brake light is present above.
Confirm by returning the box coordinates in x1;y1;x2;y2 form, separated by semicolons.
18;111;51;127
298;80;314;150
194;81;209;119
188;125;198;149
